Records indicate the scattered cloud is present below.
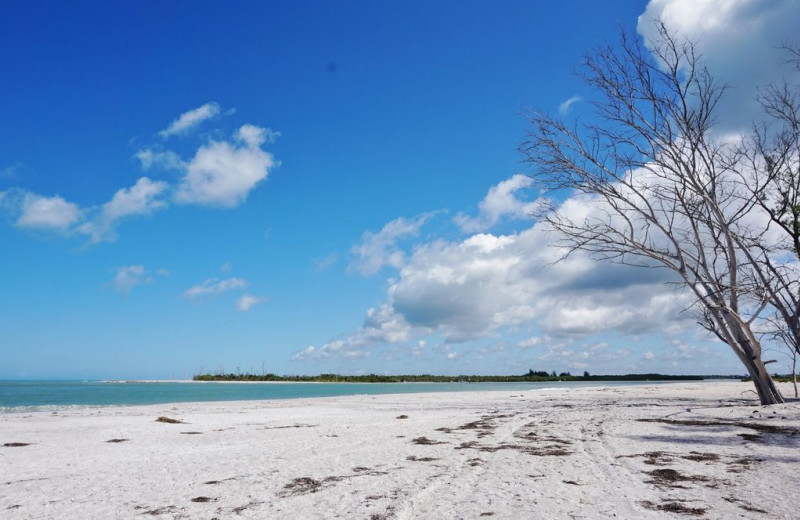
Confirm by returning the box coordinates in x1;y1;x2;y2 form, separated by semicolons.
236;294;265;311
454;175;541;233
79;177;169;243
1;106;279;244
159;102;221;138
183;277;247;299
135;149;184;171
110;265;153;294
558;95;582;115
220;262;232;273
293;303;415;361
174;124;277;207
15;192;83;230
349;212;438;276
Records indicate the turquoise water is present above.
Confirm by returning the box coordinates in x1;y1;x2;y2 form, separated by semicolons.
0;380;683;411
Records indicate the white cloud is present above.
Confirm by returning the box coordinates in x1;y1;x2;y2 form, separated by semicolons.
454;175;541;233
111;265;153;294
16;193;83;230
159;102;221;138
236;294;265;311
294;303;415;360
558;95;582;115
2;110;279;243
135;149;184;171
297;192;691;362
101;177;169;221
349;212;437;276
174;124;277;207
183;277;247;299
236;124;281;146
79;177;169;243
639;0;800;133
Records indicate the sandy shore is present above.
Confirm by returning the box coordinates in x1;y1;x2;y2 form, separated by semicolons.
1;382;798;519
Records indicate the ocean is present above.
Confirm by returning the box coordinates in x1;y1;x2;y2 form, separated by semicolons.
0;379;684;411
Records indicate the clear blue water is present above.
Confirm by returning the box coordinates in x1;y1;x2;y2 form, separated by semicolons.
0;380;684;411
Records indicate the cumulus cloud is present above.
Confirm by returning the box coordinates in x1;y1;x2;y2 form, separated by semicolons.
15;192;83;230
174;124;277;207
558;95;582;115
349;212;437;276
79;177;169;243
297;187;693;362
454;175;541;233
638;0;800;133
102;177;169;221
135;149;184;171
2;178;168;243
110;265;153;294
183;277;247;299
293;303;415;360
236;294;265;311
1;107;279;244
159;102;221;138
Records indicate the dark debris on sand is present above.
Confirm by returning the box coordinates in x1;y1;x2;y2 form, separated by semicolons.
155;416;185;424
640;500;707;516
411;436;446;445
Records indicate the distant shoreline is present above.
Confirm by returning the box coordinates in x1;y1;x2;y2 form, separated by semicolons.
191;372;714;384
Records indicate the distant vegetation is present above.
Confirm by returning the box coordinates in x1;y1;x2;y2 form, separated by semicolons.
193;370;707;383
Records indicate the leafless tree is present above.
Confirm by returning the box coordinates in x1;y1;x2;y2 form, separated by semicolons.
735;44;800;369
519;23;785;404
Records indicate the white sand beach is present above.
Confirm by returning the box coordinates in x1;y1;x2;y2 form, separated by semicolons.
1;382;798;519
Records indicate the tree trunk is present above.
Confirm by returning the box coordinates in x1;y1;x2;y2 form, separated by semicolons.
719;312;785;405
741;355;785;405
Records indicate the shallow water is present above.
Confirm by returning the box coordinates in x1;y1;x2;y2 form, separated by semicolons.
0;379;689;411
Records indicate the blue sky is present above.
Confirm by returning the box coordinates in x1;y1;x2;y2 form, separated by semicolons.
2;1;799;379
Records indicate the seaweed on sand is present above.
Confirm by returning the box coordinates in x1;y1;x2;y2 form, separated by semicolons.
155;416;185;424
640;500;707;516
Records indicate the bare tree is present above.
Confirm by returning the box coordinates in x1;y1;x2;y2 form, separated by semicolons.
519;23;785;404
736;45;800;366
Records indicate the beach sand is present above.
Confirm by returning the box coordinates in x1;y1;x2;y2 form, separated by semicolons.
1;382;798;519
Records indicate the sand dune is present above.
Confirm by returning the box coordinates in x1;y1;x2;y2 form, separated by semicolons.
1;382;798;519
